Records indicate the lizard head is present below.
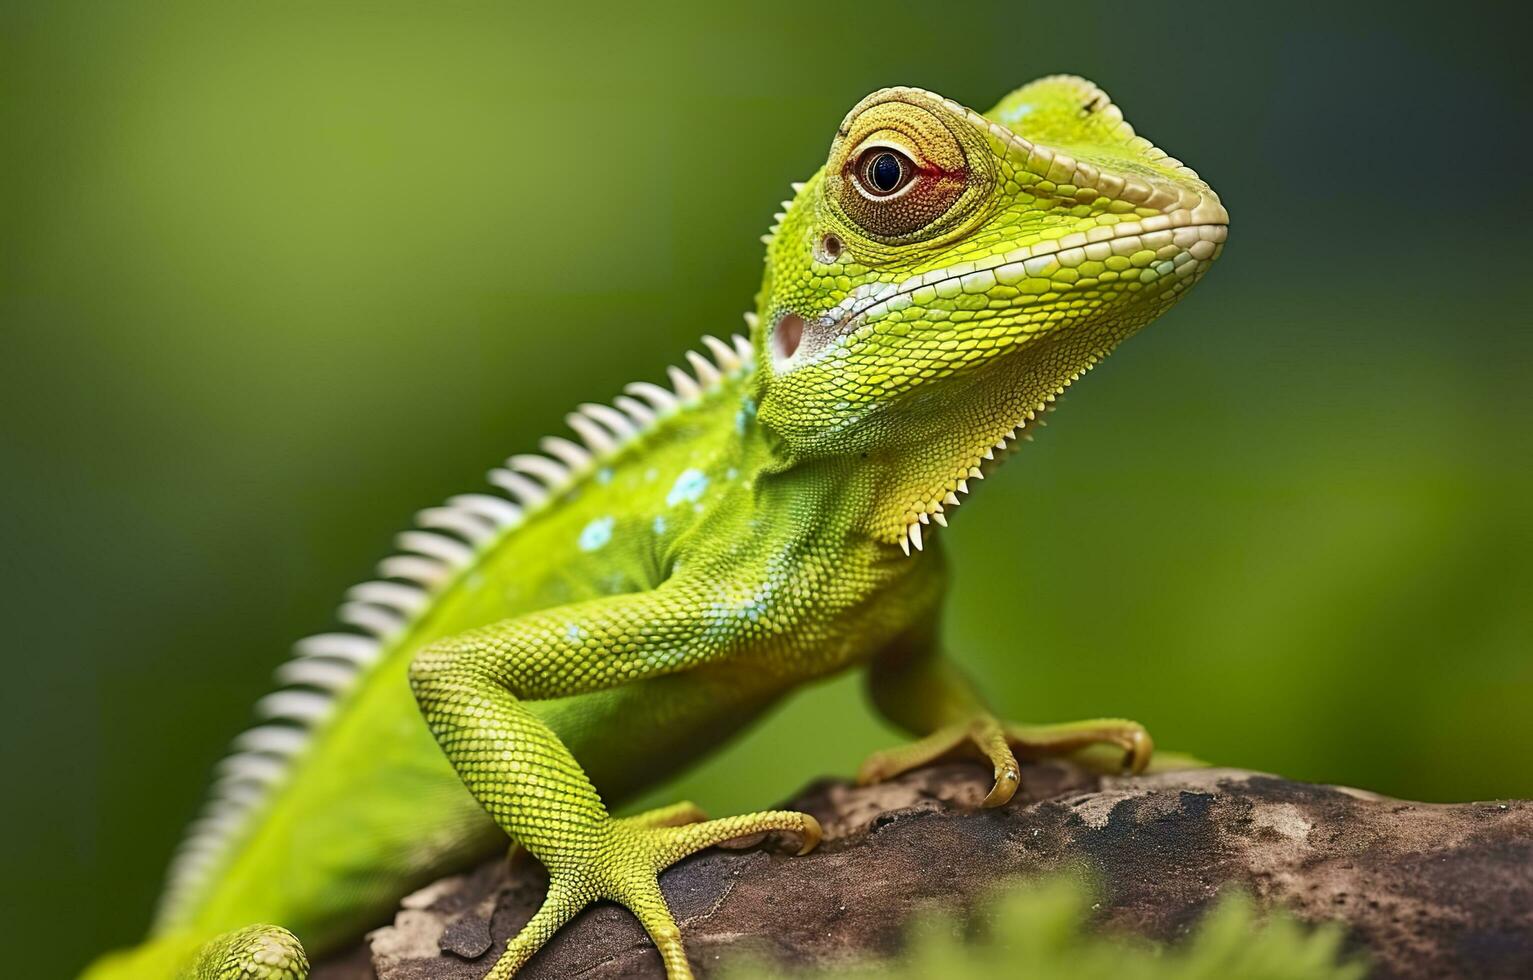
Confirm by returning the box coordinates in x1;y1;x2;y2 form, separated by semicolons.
751;76;1228;553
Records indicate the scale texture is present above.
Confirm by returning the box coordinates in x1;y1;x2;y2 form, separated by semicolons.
83;75;1227;980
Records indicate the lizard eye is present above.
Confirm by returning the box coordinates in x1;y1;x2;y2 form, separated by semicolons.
856;148;915;197
823;94;992;245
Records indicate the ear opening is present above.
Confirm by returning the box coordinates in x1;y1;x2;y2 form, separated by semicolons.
772;313;805;363
768;311;846;376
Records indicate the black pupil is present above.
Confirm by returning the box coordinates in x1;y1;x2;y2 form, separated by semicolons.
870;152;903;192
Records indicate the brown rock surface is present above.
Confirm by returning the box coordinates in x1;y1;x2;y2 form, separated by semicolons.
312;763;1533;980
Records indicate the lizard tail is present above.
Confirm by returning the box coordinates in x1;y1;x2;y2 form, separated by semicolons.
80;924;308;980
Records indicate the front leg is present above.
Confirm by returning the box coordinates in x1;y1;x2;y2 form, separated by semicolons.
859;635;1152;807
409;582;819;980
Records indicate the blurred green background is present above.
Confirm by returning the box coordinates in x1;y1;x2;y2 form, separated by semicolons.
1;1;1527;975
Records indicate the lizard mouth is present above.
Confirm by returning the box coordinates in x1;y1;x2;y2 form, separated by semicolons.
768;213;1225;378
767;214;1226;378
821;211;1229;335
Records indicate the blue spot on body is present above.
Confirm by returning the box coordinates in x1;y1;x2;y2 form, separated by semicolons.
735;395;757;434
578;516;614;551
652;515;667;535
596;467;613;485
666;468;709;507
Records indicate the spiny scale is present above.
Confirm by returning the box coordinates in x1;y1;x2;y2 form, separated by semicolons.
895;356;1096;556
155;331;758;928
761;182;804;245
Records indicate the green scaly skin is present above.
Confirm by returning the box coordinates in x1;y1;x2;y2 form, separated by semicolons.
83;76;1226;980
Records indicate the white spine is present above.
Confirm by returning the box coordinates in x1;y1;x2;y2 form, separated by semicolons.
157;329;758;929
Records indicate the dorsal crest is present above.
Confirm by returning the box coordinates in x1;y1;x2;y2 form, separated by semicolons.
154;331;755;928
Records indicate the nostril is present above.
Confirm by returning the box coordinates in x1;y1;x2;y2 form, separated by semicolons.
773;313;805;363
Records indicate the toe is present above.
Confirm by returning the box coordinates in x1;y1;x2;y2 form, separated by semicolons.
655;809;822;864
610;878;694;980
485;879;592;979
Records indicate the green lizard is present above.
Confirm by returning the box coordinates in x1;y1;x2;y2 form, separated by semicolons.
83;75;1226;980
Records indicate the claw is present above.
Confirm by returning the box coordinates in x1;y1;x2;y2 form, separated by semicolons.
1123;725;1154;775
795;813;823;855
981;762;1021;808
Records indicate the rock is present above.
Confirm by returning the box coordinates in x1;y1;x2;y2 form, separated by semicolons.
312;763;1533;980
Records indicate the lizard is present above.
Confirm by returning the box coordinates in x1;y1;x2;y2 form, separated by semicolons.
82;74;1227;980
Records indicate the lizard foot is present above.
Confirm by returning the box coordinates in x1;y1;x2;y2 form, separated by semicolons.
505;800;709;869
490;806;820;979
858;715;1153;808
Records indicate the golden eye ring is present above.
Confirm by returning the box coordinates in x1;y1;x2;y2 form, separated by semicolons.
824;92;994;244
